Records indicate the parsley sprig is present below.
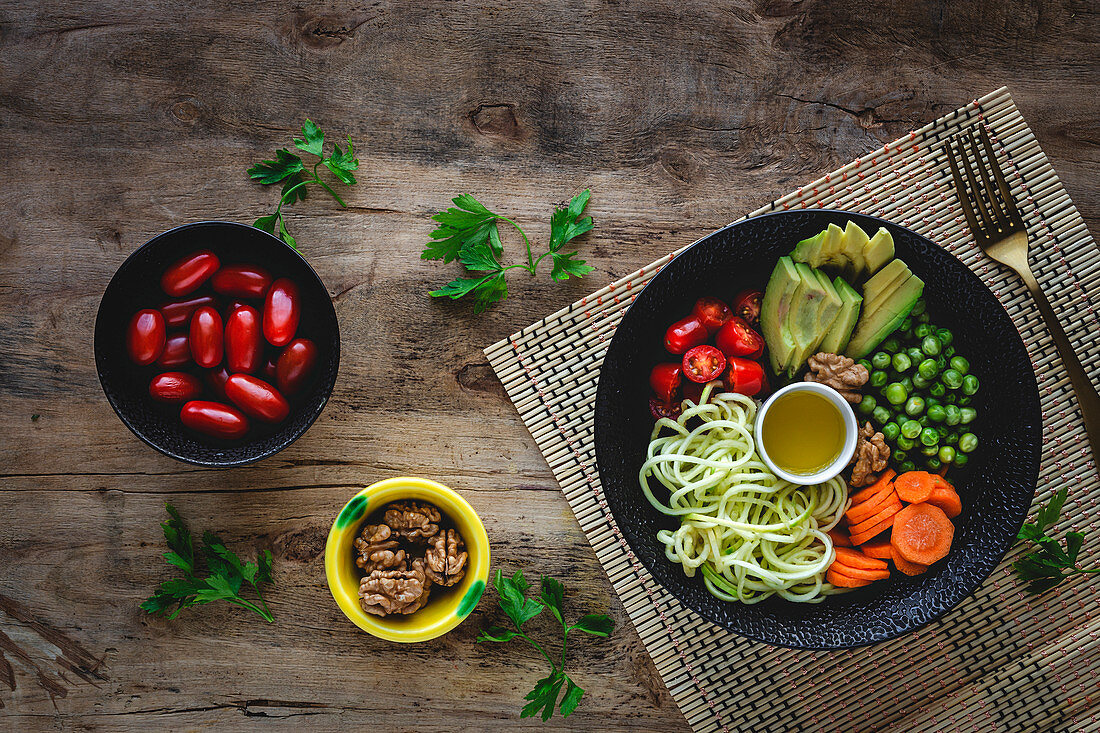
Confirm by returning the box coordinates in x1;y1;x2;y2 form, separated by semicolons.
140;504;275;623
1013;488;1099;594
247;120;359;249
477;569;613;721
422;191;595;312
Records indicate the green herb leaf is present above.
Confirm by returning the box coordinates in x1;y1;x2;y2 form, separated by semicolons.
293;119;325;157
548;190;593;253
1014;489;1096;595
253;214;278;234
496;569;543;628
422;196;502;263
471;273;508;313
429;275;499;300
1037;488;1068;529
570;614;614;637
248;149;303;184
323;137;359;185
458;240;504;273
476;627;519;643
539;576;565;625
558;676;584;717
550;252;594;282
278;217;297;249
522;672;565;721
280;173;308;205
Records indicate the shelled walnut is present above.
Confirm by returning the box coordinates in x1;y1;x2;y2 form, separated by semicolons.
383;501;441;542
354;523;406;572
849;422;891;487
359;561;433;616
804;352;869;404
424;528;468;587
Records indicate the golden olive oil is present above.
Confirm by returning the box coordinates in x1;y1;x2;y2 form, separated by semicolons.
761;390;844;475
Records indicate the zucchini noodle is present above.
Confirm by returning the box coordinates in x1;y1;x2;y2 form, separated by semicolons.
639;384;850;604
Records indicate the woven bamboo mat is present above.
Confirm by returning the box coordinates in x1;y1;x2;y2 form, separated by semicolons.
485;87;1099;733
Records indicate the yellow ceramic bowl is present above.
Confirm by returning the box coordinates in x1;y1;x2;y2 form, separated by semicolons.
325;477;490;642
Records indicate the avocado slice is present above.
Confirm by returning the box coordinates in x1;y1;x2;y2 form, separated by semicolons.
786;264;841;376
845;274;925;358
839;221;871;280
862;227;895;276
819;223;845;266
790;231;826;267
861;259;910;308
819;276;862;354
760;257;803;375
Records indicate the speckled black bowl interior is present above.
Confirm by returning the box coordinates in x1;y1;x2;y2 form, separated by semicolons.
594;210;1040;649
94;221;339;467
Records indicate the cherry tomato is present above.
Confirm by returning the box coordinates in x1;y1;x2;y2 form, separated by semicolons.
155;333;191;368
160;295;217;328
275;338;318;395
715;316;765;360
649;363;682;403
211;264;273;299
149;372;203;403
161;250;220;297
206;366;231;400
664;315;708;355
725;357;766;396
189;306;224;368
649;397;682;421
682;345;726;383
180;400;250;439
263;278;300;347
126;309;166;366
691;297;733;335
224;374;290;423
225;305;262;374
732;289;763;327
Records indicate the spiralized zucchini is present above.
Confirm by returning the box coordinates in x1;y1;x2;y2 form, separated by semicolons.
639;385;849;604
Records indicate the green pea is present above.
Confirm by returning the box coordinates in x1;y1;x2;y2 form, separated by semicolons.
917;415;930;427
912;373;931;390
942;369;964;390
962;374;979;395
918;358;940;379
871;352;891;370
885;382;908;405
899;460;917;472
857;358;872;372
911;299;927;316
897;436;916;451
880;337;901;354
893;449;908;464
899;376;914;393
892;353;912;372
858;394;877;415
949;356;970;375
921;335;942;357
921;444;939;456
938;445;956;464
872;406;892;425
953;453;969;468
925;456;943;471
918;311;931;324
914;323;933;339
870;370;888;388
906;347;925;365
900;317;913;334
944;393;957;405
958;396;972;407
944;431;959;446
958;432;978;453
927;404;946;423
882;422;901;441
943;405;961;426
960;407;977;425
904;395;925;416
935;354;948;371
920;427;940;446
901;420;922;439
937;328;954;347
944;345;956;359
928;382;946;398
926;395;942;407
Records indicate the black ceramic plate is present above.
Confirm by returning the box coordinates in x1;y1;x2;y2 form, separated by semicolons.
94;221;340;467
594;210;1040;649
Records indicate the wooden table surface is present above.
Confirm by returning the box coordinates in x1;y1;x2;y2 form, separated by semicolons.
1;1;1097;730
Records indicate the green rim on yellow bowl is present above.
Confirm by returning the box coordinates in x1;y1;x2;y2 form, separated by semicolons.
325;477;490;642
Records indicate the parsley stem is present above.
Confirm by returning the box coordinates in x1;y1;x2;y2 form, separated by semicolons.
316;179;347;208
514;629;557;671
493;216;533;268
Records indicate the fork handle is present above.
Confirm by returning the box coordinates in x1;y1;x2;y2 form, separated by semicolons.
1017;268;1100;472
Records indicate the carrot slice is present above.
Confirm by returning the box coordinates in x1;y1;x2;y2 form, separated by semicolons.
833;547;889;571
848;469;897;505
891;503;955;565
926;485;962;518
848;499;903;537
893;554;929;576
893;471;936;503
861;539;893;560
849;516;897;546
827;528;852;547
826;569;873;588
846;487;897;525
828;562;890;581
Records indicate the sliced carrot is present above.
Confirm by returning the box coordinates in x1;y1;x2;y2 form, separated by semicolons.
828;562;890;581
827;528;852;547
849;516;897;546
926;485;962;519
893;471;936;503
846;487;898;525
893;554;929;576
826;569;873;588
833;547;889;571
860;539;893;560
848;498;903;537
848;469;897;505
891;503;955;565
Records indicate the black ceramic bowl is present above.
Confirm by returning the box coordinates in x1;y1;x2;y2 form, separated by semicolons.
94;221;339;467
594;210;1041;649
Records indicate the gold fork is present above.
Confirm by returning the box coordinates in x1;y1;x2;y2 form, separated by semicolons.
945;125;1100;470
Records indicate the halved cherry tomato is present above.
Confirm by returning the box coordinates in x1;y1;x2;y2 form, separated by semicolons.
206;366;231;400
649;363;682;403
725;357;766;396
225;374;290;423
189;306;224;368
149;372;203;403
161;250;220;297
649;397;682;421
682;345;726;383
664;315;708;355
180;400;250;439
211;264;273;299
156;333;191;368
692;297;733;335
732;289;763;327
275;338;318;395
160;295;217;328
715;316;765;359
225;305;262;374
263;278;300;347
126;309;166;366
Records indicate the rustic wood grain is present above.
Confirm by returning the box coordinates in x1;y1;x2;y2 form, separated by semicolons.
0;0;1096;729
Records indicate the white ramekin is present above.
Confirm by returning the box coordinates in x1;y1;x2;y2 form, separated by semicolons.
754;381;858;485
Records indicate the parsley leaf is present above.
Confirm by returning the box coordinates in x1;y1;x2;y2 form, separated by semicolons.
476;567;613;720
293;119;325;157
1013;488;1099;594
247;148;303;184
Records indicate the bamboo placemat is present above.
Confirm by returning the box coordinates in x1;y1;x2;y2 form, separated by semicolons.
485;87;1099;733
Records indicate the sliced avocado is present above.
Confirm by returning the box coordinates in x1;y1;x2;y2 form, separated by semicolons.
819;276;862;354
845;274;925;358
760;256;803;375
790;231;826;267
862;273;912;321
840;221;871;280
819;223;845;266
863;227;895;276
786;264;840;376
861;259;910;307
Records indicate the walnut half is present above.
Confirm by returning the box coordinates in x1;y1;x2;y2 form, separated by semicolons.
804;352;869;404
383;501;441;543
849;421;891;487
424;528;468;587
359;560;433;616
354;523;407;573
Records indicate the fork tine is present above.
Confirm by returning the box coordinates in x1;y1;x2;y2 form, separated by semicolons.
945;138;982;238
957;131;994;229
979;125;1024;226
964;129;1008;229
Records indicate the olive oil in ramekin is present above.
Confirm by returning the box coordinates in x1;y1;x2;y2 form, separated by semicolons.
760;389;845;475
